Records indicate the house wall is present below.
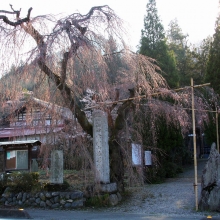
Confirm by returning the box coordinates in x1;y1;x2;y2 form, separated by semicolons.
10;105;64;128
0;102;65;145
15;133;58;145
0;99;79;169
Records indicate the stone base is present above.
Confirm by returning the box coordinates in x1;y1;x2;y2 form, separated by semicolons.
99;183;121;206
87;182;121;206
109;192;122;206
99;182;117;193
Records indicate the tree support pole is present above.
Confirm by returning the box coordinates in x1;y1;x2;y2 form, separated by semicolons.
191;78;198;211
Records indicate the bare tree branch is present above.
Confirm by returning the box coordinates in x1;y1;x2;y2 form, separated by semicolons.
0;6;32;26
0;10;18;14
4;6;95;135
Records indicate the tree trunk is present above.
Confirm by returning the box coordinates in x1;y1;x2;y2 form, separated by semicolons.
109;139;124;192
108;98;135;192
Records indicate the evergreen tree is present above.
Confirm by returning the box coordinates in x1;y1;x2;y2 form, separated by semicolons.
205;15;220;94
104;36;124;85
139;0;179;88
167;19;212;86
190;37;212;85
167;19;192;86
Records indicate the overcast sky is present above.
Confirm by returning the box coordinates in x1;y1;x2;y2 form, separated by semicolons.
1;0;219;50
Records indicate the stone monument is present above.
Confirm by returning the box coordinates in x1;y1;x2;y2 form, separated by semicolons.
89;110;121;206
92;110;110;183
199;142;220;211
50;150;63;184
31;159;38;172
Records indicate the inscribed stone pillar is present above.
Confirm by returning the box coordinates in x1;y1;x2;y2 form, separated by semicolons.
93;110;110;183
31;159;38;172
50;150;63;184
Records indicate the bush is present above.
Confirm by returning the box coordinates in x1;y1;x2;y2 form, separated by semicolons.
145;166;166;184
2;172;39;193
85;194;110;207
1;172;72;193
164;162;178;178
0;173;7;194
42;180;70;191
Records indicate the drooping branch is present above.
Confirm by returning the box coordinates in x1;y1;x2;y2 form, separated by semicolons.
50;4;122;55
70;5;111;24
14;9;94;136
0;5;123;137
37;60;93;136
103;49;125;59
114;94;135;133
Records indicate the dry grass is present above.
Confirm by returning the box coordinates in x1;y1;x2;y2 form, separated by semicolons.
38;168;95;192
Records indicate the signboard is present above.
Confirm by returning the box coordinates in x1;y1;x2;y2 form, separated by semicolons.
6;150;16;169
17;150;28;169
1;140;41;172
132;143;142;166
6;150;28;170
145;151;152;166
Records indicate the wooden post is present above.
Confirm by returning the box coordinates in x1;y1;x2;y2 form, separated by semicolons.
191;78;198;211
216;108;219;152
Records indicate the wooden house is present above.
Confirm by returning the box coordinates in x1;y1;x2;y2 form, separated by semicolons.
0;97;75;143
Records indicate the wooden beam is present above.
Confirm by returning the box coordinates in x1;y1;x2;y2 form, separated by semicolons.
84;83;211;110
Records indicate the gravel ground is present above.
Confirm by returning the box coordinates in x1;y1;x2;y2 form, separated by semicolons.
18;162;220;220
3;159;220;219
106;159;220;218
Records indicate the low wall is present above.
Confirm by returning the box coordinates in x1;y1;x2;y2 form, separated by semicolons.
0;190;84;209
0;183;122;208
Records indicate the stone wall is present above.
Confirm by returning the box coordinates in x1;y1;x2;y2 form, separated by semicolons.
0;190;84;209
0;187;122;208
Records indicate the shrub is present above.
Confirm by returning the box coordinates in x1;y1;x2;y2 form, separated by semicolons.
0;173;7;194
43;180;70;191
85;194;110;207
164;162;178;178
2;172;39;193
145;166;166;184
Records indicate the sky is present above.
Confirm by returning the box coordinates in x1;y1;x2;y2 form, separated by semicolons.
1;0;219;50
